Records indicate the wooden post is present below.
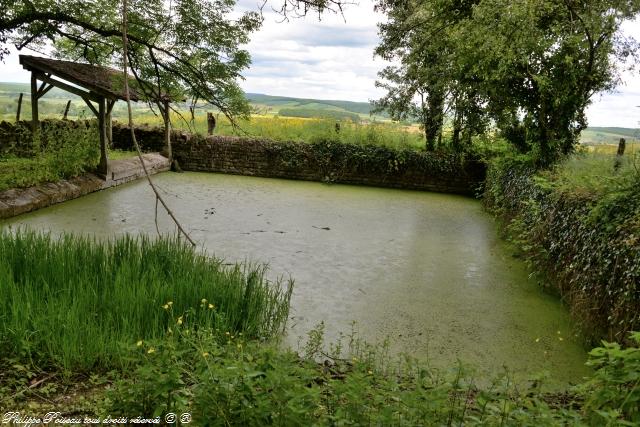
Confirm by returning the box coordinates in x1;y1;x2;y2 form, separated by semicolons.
614;137;626;171
162;99;172;161
106;99;115;147
16;93;23;122
30;73;39;132
207;112;216;135
63;100;71;120
97;97;109;177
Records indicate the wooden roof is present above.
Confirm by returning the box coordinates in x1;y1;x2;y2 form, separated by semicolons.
20;55;150;102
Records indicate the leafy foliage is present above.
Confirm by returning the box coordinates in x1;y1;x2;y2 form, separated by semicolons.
1;0;262;120
0;120;100;191
374;0;640;163
484;151;640;344
106;319;640;425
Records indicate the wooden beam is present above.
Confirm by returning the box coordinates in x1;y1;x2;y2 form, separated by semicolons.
106;99;116;116
37;79;47;94
82;97;99;117
21;57;123;101
106;99;115;146
33;72;102;103
36;83;54;99
31;73;38;132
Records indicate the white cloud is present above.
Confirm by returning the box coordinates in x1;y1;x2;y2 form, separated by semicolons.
1;2;640;127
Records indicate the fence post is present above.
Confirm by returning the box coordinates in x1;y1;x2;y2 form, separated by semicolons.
63;100;71;120
207;112;216;135
614;138;626;171
16;93;23;122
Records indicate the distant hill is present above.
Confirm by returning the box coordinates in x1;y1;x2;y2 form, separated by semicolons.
246;93;381;117
581;127;639;145
0;82;387;120
2;82;638;133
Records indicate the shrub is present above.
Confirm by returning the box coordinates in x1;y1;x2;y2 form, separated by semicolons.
0;120;100;191
484;151;640;344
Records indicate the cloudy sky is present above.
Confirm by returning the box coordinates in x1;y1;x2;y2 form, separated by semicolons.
2;0;640;127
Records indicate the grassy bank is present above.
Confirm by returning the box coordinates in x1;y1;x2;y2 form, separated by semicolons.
0;121;100;192
0;231;292;372
484;150;640;345
0;232;639;424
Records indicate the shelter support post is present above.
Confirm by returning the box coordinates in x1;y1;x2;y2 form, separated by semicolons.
106;99;115;147
30;73;38;133
162;99;172;161
97;97;109;177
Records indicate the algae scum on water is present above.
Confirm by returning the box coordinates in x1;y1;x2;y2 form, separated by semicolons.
1;172;590;384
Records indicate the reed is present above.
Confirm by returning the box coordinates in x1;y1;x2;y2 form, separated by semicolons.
0;230;292;372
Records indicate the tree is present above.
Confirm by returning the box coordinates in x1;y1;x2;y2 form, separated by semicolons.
457;0;640;163
0;0;352;120
374;0;640;163
373;0;485;152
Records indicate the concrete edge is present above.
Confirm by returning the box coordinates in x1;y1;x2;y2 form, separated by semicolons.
0;153;170;220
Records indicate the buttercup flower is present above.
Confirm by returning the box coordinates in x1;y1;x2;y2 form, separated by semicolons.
177;316;183;325
136;340;143;347
208;303;215;309
147;348;155;354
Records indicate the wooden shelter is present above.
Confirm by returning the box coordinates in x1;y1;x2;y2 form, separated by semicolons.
19;55;171;177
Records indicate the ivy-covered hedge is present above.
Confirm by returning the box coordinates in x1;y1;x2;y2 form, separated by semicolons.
484;154;640;345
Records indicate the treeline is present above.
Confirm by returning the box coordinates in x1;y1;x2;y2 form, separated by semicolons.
278;108;361;122
373;0;640;163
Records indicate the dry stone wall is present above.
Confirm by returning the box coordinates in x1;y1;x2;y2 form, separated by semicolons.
112;124;486;196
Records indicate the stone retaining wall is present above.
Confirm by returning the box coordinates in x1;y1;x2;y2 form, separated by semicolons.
112;124;485;195
1;121;486;197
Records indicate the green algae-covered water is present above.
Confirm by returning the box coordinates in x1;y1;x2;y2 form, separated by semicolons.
1;172;590;384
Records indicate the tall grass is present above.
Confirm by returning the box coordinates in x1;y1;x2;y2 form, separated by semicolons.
0;230;292;372
542;150;639;196
126;111;426;150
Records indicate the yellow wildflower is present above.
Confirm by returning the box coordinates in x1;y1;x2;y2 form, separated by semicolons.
535;338;540;343
368;370;373;375
201;298;208;304
162;304;169;310
177;316;183;325
208;303;215;309
136;340;143;347
202;352;210;358
147;348;155;354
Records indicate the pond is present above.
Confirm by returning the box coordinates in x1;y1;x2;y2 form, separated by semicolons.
2;172;590;385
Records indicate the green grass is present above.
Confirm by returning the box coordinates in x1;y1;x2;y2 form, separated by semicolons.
108;149;138;160
0;230;292;372
542;149;639;196
133;112;426;150
0;122;101;192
